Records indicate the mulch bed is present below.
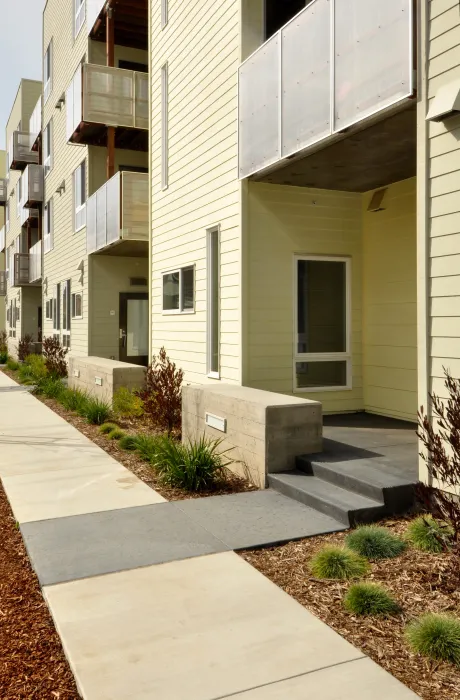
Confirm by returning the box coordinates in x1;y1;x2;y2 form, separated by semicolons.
36;395;256;502
0;482;80;699
241;519;460;700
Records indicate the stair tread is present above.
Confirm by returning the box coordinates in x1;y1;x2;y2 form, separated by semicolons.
302;455;417;489
270;471;384;511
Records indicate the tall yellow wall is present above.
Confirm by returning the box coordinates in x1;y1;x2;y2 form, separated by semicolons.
362;178;418;422
245;181;364;414
0;150;5;331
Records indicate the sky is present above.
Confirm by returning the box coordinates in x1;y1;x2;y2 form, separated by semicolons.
0;1;44;149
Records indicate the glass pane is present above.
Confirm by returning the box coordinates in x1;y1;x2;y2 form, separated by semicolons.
296;361;347;389
181;267;194;310
163;272;179;310
297;260;346;354
210;231;219;373
127;299;148;356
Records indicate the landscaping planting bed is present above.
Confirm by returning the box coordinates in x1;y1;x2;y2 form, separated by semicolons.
37;395;256;501
0;482;79;699
241;518;460;700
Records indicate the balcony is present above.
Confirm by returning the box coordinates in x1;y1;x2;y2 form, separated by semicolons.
20;206;39;228
13;251;41;287
0;271;6;296
29;97;42;152
239;0;415;190
87;0;148;50
0;226;4;253
87;171;149;256
8;131;40;171
66;63;148;151
21;165;44;208
0;178;6;205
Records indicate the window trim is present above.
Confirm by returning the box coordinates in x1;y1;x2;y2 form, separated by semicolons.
71;291;83;319
161;265;195;315
161;0;168;28
73;160;86;232
44;40;53;103
207;226;220;379
45;299;53;321
161;62;168;190
293;254;352;393
43;120;53;177
44;198;53;253
74;0;85;39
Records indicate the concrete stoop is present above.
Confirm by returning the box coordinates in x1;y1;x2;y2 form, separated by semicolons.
269;455;417;527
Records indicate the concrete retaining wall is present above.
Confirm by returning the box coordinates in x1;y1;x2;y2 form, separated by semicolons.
68;356;145;402
182;384;322;488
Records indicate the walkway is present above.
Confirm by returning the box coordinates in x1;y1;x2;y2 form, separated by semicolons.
0;372;418;699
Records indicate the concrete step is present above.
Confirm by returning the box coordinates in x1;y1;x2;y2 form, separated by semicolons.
296;455;416;514
268;471;388;527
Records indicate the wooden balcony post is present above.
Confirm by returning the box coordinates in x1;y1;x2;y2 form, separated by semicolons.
107;4;115;180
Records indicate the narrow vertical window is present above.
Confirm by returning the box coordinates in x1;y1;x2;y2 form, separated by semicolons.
44;199;53;253
74;0;85;38
62;279;71;348
161;63;168;190
44;40;53;103
161;0;168;28
74;160;86;231
16;176;22;216
5;201;9;233
43;120;53;176
207;227;220;377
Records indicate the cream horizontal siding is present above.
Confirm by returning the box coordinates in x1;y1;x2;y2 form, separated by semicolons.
362;178;417;422
150;0;241;384
245;182;363;414
426;0;460;415
0;151;4;331
42;0;90;355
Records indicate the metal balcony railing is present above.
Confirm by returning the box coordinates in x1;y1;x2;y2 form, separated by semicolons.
87;171;149;254
21;165;44;208
66;63;149;144
29;97;42;151
29;240;42;283
0;178;6;205
20;206;39;228
238;0;414;178
0;271;6;296
13;252;41;287
8;131;40;171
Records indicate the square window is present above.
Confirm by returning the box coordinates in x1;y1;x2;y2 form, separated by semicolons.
162;266;195;313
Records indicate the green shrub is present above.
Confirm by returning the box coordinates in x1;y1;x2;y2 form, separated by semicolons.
99;422;119;435
108;427;126;440
25;354;48;383
406;614;460;666
113;387;144;419
344;582;400;617
0;350;8;364
132;433;161;462
60;388;89;413
80;398;112;425
35;377;66;400
310;546;370;580
346;525;407;560
152;435;231;491
406;515;453;553
6;357;20;371
18;363;35;385
118;434;139;451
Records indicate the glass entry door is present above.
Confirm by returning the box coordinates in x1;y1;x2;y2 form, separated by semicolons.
119;292;149;366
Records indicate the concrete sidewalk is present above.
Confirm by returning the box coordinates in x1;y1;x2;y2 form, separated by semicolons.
0;371;419;699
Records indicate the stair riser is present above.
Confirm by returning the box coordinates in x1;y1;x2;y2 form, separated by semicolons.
308;461;383;502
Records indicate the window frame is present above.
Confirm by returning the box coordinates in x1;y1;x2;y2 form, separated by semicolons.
207;226;220;379
5;200;9;233
73;160;86;232
161;62;168;190
74;0;85;39
16;176;22;217
44;40;53;103
293;254;352;393
161;0;168;28
44;198;53;253
43;120;53;177
71;291;83;319
45;299;53;321
161;265;195;315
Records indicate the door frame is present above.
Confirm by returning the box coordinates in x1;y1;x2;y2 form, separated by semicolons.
119;292;149;366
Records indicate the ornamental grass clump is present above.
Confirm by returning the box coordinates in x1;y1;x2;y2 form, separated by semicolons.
80;397;112;425
60;388;89;414
406;614;460;666
406;515;453;554
152;435;231;492
108;427;125;441
346;525;407;560
118;434;139;452
99;423;119;436
344;582;400;617
310;546;370;580
35;377;66;400
6;357;19;371
113;387;144;419
133;433;161;462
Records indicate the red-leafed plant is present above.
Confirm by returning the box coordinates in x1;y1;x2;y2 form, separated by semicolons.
418;368;460;577
139;347;184;435
42;336;68;378
18;334;34;362
0;329;7;354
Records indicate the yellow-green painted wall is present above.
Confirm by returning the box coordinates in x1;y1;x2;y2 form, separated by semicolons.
362;178;418;422
245;181;364;414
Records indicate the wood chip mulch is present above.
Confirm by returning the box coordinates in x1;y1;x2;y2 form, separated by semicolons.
35;395;256;501
241;519;460;700
0;482;80;699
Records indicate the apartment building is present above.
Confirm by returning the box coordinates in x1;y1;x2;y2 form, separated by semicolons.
2;80;43;354
40;0;149;363
0;150;6;331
